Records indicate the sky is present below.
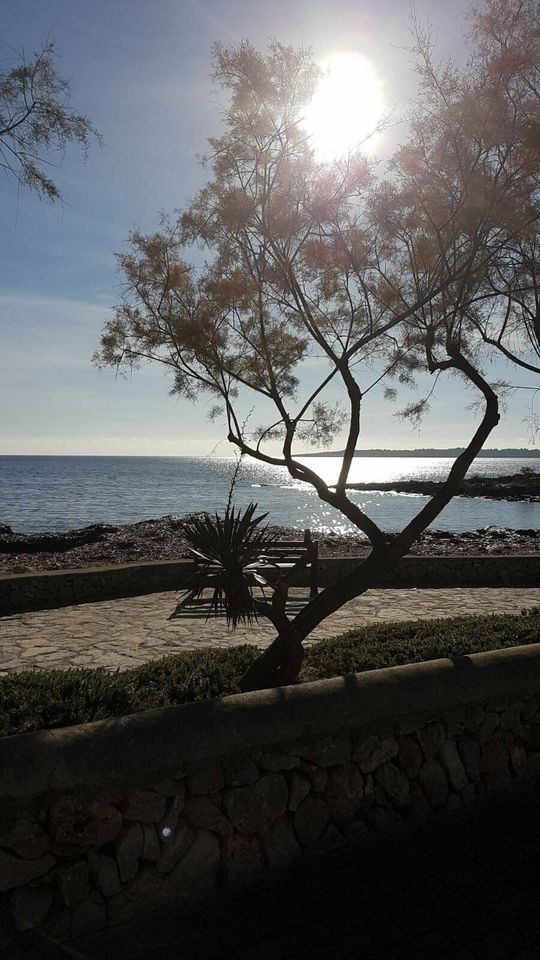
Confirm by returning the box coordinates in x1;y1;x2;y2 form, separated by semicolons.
0;0;537;457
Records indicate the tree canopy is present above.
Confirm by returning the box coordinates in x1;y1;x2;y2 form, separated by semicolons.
0;40;98;201
96;0;540;689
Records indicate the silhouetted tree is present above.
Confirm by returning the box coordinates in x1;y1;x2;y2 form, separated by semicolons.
96;2;540;691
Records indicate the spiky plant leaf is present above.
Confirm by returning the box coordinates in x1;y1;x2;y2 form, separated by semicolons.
182;503;277;627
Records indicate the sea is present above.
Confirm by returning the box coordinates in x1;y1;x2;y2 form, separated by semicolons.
0;455;539;537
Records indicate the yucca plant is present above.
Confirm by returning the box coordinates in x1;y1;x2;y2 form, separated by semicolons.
181;502;278;627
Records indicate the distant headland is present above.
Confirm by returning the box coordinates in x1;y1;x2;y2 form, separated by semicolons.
301;448;540;458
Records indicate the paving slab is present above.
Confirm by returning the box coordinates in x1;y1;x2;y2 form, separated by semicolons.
1;586;539;673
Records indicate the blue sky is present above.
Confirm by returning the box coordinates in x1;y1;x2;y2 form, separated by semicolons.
0;0;537;456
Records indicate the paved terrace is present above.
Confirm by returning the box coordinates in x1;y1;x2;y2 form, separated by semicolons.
1;586;539;673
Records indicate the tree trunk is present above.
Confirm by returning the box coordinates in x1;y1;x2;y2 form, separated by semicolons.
238;617;304;691
238;547;387;692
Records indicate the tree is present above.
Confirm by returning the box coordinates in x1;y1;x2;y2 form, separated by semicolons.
0;40;98;201
95;3;540;691
413;0;540;376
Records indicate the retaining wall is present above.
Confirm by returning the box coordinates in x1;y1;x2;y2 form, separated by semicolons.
1;554;538;616
2;643;540;944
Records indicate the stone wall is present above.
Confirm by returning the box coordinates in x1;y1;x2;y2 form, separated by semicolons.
1;643;540;946
1;553;538;615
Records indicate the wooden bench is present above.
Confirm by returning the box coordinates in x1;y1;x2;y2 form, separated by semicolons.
182;529;319;607
248;529;319;599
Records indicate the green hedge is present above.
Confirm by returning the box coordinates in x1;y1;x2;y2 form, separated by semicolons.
1;607;538;738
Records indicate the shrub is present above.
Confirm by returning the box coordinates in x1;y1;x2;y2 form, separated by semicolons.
0;608;538;737
301;607;540;681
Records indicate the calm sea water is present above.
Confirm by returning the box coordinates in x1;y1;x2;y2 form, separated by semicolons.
0;455;538;535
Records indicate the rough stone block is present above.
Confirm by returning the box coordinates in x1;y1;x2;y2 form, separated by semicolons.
187;765;224;795
183;795;232;837
123;791;166;823
396;736;423;779
478;712;500;741
168;829;220;896
418;760;448;809
288;771;311;812
0;818;47;860
91;855;122;897
300;762;327;794
114;822;144;882
49;796;122;855
106;868;167;924
480;732;511;775
57;861;90;907
258;751;300;771
0;849;56;893
325;764;364;823
361;773;375;816
295;735;350;767
510;743;528;778
11;832;49;861
142;824;160;862
156;796;183;842
374;762;411;809
417;722;445;760
438;740;468;791
324;763;364;824
262;817;301;868
157;819;195;875
446;722;465;738
223;773;288;835
294;796;329;845
352;735;398;773
458;737;481;782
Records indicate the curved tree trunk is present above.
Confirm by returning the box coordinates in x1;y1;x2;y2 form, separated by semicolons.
239;612;304;691
239;375;500;693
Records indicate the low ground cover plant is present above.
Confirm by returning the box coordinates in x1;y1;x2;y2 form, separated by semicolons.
1;608;538;737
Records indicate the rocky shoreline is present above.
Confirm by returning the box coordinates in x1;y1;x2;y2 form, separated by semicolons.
344;471;540;502
0;514;539;575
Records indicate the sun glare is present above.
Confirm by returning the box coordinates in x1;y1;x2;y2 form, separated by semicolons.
303;52;385;162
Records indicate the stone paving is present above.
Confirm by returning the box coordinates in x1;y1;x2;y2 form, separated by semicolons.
10;787;540;960
0;587;539;673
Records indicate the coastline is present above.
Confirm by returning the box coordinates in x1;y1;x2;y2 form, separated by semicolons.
343;471;540;503
1;513;539;575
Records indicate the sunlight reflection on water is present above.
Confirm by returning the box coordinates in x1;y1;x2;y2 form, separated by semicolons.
0;455;538;535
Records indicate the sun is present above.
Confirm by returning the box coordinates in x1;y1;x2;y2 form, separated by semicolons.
303;52;385;162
